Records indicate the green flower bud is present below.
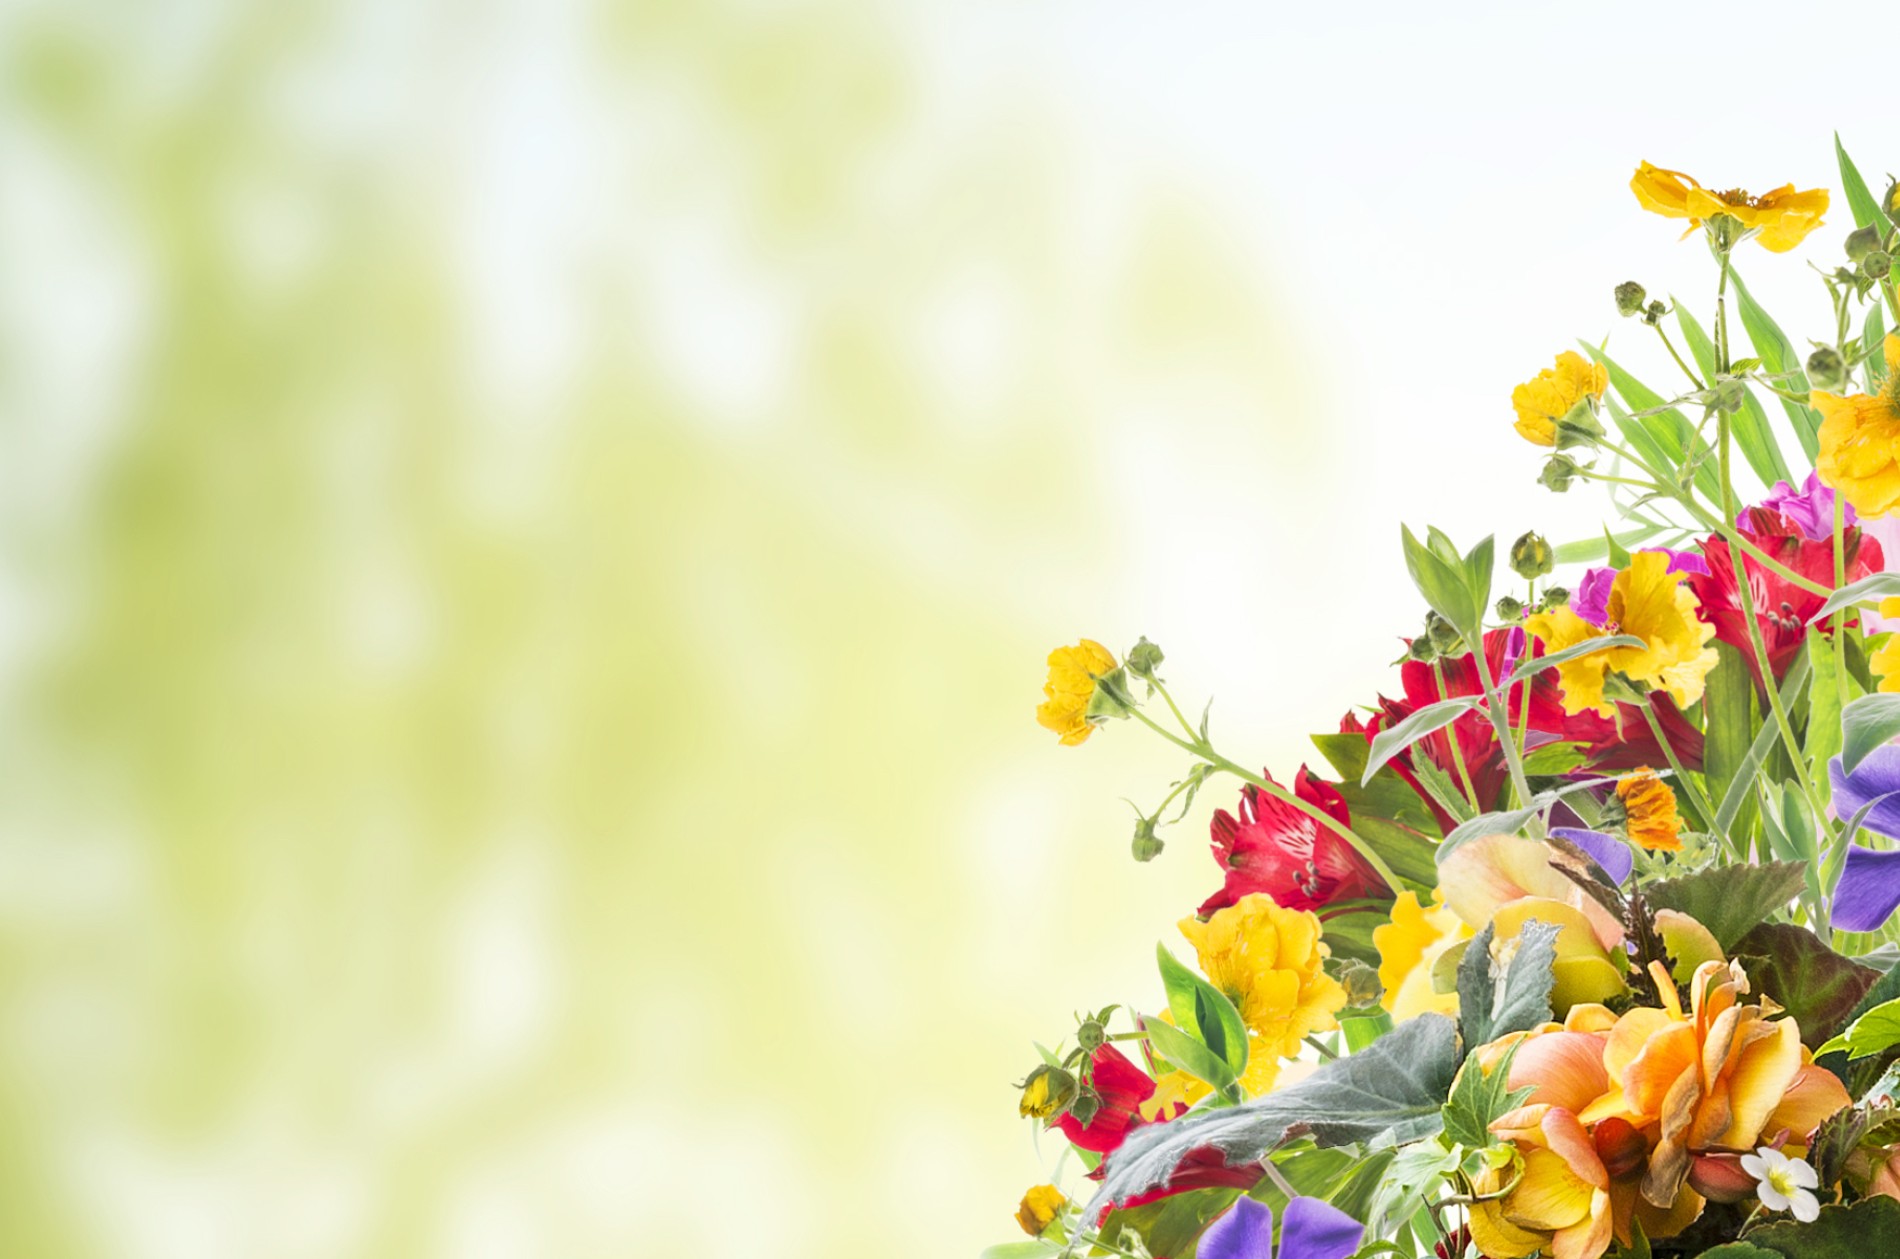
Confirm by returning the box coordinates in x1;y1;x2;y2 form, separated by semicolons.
1406;634;1438;664
1711;377;1747;414
1807;346;1847;393
1066;1086;1101;1127
1847;224;1882;263
1076;1018;1107;1053
1644;299;1667;326
1336;959;1384;1009
1867;251;1893;281
1541;586;1570;610
1125;636;1164;681
1130;816;1164;863
1614;281;1648;318
1426;612;1462;656
1510;530;1554;580
1495;594;1525;622
1018;1064;1078;1119
1885;178;1900;221
1539;453;1580;492
1553;396;1605;450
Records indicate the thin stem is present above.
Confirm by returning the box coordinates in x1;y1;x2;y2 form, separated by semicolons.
1126;707;1408;896
1432;662;1483;811
1469;640;1535;810
1303;1035;1338;1061
1834;491;1850;720
1651;320;1706;390
1637;697;1716;838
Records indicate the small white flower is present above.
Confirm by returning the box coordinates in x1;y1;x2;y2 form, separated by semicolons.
1740;1146;1820;1223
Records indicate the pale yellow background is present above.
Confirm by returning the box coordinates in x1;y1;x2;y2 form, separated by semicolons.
0;2;1886;1257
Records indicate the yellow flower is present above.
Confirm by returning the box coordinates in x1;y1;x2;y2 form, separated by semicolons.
1372;890;1471;1023
1815;334;1900;518
1875;597;1900;691
1523;552;1719;718
1615;769;1680;851
1018;1065;1075;1119
1177;893;1346;1058
1015;1184;1066;1236
1512;351;1609;447
1035;639;1117;745
1630;162;1829;252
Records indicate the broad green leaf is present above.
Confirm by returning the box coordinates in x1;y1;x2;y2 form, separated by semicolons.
1842;692;1900;773
1440;1038;1532;1149
1731;268;1822;460
1736;922;1880;1049
1704;640;1758;840
1746;1195;1900;1257
1315;734;1443;837
1814;996;1900;1060
1457;919;1560;1049
1156;944;1249;1079
1583;342;1720;499
1837;132;1887;230
1503;634;1646;687
1093;1014;1460;1210
1097;1186;1239;1259
1435;804;1541;864
1521;741;1587;776
1809;572;1900;624
1463;534;1495;620
1347;814;1441;895
1808;1101;1871;1188
1320;903;1390;967
1402;524;1479;638
1363;696;1481;784
1677;301;1791;485
1340;1007;1392;1052
1644;861;1808;952
1142;1015;1239;1102
1810;631;1845;788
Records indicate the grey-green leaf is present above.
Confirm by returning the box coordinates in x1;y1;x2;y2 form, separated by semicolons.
1363;696;1481;785
1842;693;1900;774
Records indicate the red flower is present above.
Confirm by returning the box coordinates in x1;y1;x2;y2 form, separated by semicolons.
1200;767;1384;917
1057;1044;1180;1154
1090;1145;1266;1217
1686;507;1883;690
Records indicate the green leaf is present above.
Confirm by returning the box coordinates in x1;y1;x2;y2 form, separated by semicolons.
1320;903;1390;968
1837;132;1888;231
1503;634;1647;687
1436;804;1541;865
1744;1195;1900;1257
1457;919;1560;1050
1815;996;1900;1060
1093;1014;1460;1210
1809;572;1900;625
1731;268;1822;461
1097;1187;1239;1259
1704;639;1759;840
1807;1100;1870;1189
1735;922;1881;1050
1340;1007;1393;1052
1142;1015;1240;1102
1694;1246;1777;1259
1463;534;1496;619
1715;649;1810;837
1363;696;1481;784
1312;733;1445;837
1156;944;1249;1080
1583;342;1721;499
1553;523;1668;566
1402;524;1479;638
1869;304;1889;381
1603;526;1631;568
1678;302;1791;485
1644;861;1808;952
1440;1038;1533;1148
979;1243;1062;1259
1841;692;1900;773
1810;632;1845;791
1521;741;1588;776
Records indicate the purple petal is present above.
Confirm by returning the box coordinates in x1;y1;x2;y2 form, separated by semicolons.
1551;827;1634;883
1833;845;1900;933
1744;472;1852;542
1499;625;1526;680
1280;1196;1365;1259
1830;747;1900;841
1572;566;1615;627
1646;547;1710;578
1197;1197;1274;1259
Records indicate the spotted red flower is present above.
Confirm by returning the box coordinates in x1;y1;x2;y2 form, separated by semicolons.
1057;1043;1181;1154
1200;767;1384;917
1686;506;1883;690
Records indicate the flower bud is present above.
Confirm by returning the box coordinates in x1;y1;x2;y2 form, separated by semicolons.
1336;959;1383;1008
1687;1152;1757;1204
1885;178;1900;221
1076;1018;1107;1053
1867;251;1893;281
1644;299;1667;326
1494;595;1524;621
1539;454;1580;492
1426;612;1461;656
1592;1117;1646;1179
1807;346;1848;393
1125;636;1164;681
1540;586;1569;610
1018;1065;1077;1119
1614;281;1648;317
1553;397;1606;450
1084;668;1135;722
1016;1184;1067;1237
1065;1085;1101;1127
1510;531;1554;580
1847;223;1882;263
1406;635;1438;664
1130;816;1164;863
1712;377;1746;414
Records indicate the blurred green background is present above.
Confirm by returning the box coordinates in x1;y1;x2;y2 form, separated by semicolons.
0;1;1880;1255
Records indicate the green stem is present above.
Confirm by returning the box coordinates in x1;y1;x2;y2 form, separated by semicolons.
1652;320;1706;390
1468;638;1535;810
1637;697;1716;838
1432;662;1483;811
1834;491;1850;719
1127;707;1407;896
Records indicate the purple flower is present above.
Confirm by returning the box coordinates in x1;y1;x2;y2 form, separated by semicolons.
1827;747;1900;932
1551;827;1634;883
1745;471;1854;543
1572;566;1616;627
1650;547;1711;578
1197;1196;1363;1259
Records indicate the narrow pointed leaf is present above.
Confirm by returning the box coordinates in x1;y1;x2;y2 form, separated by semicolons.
1363;696;1482;784
1677;302;1789;485
1730;269;1821;460
1809;572;1900;625
1504;635;1646;687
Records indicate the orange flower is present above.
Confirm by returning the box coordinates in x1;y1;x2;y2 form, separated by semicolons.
1615;769;1680;852
1630;162;1829;252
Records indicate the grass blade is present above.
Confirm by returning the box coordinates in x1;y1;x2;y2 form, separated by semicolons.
1730;268;1822;461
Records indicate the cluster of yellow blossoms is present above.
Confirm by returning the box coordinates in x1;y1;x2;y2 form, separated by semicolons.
1523;551;1720;718
1467;960;1848;1259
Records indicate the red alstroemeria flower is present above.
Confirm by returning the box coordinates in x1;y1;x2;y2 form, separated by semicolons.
1200;767;1384;917
1057;1043;1182;1154
1686;506;1883;690
1351;629;1702;830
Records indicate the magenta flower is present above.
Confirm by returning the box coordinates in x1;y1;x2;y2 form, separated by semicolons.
1197;1196;1363;1259
1745;471;1854;543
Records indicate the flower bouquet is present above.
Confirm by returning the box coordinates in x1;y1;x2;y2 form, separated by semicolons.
992;143;1900;1259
